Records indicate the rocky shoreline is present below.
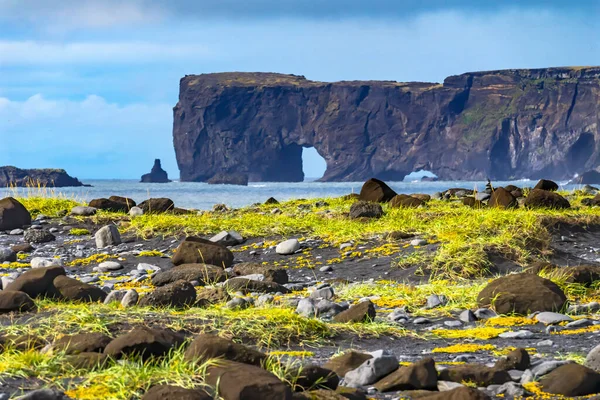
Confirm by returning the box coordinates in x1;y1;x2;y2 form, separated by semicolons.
2;179;600;399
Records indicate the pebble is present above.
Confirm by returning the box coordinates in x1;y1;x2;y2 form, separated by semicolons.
319;265;333;272
137;263;161;272
129;207;144;217
95;225;121;248
93;261;123;272
565;318;593;329
474;308;496;320
535;312;573;325
425;294;447;309
276;239;300;255
459;309;477;323
80;276;100;284
388;309;409;323
104;290;127;304
256;294;274;306
536;339;554;347
339;242;352;250
30;257;61;268
9;229;23;235
444;320;462;327
121;289;139;308
410;239;427;246
71;206;97;216
545;325;558;334
296;298;316;317
413;317;430;324
226;297;251;309
310;286;335;300
499;330;534;339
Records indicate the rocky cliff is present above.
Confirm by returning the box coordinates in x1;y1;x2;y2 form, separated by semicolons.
173;67;600;182
140;159;171;183
0;166;85;187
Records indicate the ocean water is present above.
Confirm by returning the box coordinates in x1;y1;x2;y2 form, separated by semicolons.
1;179;582;210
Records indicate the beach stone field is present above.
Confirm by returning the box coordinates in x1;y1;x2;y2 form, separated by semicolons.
3;179;600;399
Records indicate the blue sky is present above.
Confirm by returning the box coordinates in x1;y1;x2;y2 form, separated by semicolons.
1;1;599;180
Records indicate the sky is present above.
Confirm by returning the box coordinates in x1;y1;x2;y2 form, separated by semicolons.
1;1;599;180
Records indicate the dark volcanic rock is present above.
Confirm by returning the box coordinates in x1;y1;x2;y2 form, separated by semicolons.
24;229;55;244
224;277;290;294
138;198;175;213
373;358;438;392
207;172;249;186
141;159;171;183
141;385;212;400
534;179;559;191
183;333;266;366
540;363;600;396
173;68;600;182
172;237;234;267
488;187;517;208
389;195;424;208
0;290;36;314
358;179;397;203
477;273;567;315
139;280;196;308
52;333;112;355
524;189;570;209
333;300;376;323
5;266;65;298
0;197;31;230
349;201;383;219
152;264;226;286
53;275;108;302
89;198;129;212
232;262;288;284
438;364;511;386
104;326;184;360
0;166;85;187
324;351;373;377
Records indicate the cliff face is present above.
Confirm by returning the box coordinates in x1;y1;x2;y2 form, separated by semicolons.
173;67;600;182
0;166;85;187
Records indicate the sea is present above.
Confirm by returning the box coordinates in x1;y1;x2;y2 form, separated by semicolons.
0;179;583;211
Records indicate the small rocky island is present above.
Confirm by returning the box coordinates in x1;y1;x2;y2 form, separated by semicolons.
140;159;171;183
0;166;85;187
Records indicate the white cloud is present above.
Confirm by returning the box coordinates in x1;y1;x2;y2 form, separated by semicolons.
0;40;212;65
0;94;177;178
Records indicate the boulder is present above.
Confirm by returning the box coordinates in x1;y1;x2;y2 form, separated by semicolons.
195;287;231;307
141;385;212;400
540;363;600;396
172;237;234;267
373;358;438;392
104;326;185;360
288;365;339;391
95;225;121;248
5;266;65;298
184;334;266;366
65;352;110;370
0;197;31;230
344;350;399;387
108;196;136;209
205;361;292;400
88;198;129;212
488;187;517;209
71;205;97;216
462;197;484;208
23;229;55;244
138;198;175;213
233;262;288;284
534;179;559;191
349;201;384;219
53;276;107;302
324;351;373;377
140;159;171;183
52;333;112;355
224;277;290;294
412;194;431;202
524;189;570;209
494;348;530;371
0;290;36;313
333;300;376;323
419;387;491;399
276;239;300;255
152;264;226;286
389;195;424;208
139;280;196;308
477;273;567;315
438;364;511;386
358;178;397;203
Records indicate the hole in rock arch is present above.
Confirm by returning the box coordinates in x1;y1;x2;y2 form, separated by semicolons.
302;147;327;181
403;170;438;182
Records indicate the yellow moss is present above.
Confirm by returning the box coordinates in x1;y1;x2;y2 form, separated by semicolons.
551;325;600;335
431;343;496;353
137;250;164;257
69;228;90;236
67;254;115;266
493;346;536;356
6;262;30;268
17;253;28;260
485;316;536;327
431;326;507;340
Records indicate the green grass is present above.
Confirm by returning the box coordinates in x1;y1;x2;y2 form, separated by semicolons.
14;191;600;280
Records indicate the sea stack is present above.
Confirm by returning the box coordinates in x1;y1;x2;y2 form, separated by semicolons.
140;159;171;183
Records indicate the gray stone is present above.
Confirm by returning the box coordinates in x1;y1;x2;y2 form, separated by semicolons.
388;308;409;323
129;206;144;216
438;381;464;391
535;312;573;325
536;340;554;347
499;330;534;339
0;247;16;263
566;318;593;329
256;294;274;306
520;369;534;384
276;239;300;255
104;290;127;304
530;360;571;378
71;206;97;216
459;309;477;323
210;230;244;246
137;263;161;272
121;289;139;307
296;298;316;317
426;294;447;309
320;265;333;272
545;325;558;334
95;225;121;248
24;229;55;244
344;349;399;387
444;320;463;327
494;382;525;397
93;261;123;272
30;257;61;268
315;299;345;317
474;308;497;320
508;369;524;381
585;343;600;372
413;317;430;324
410;239;427;246
9;229;24;235
225;297;250;309
310;286;334;300
475;192;491;201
